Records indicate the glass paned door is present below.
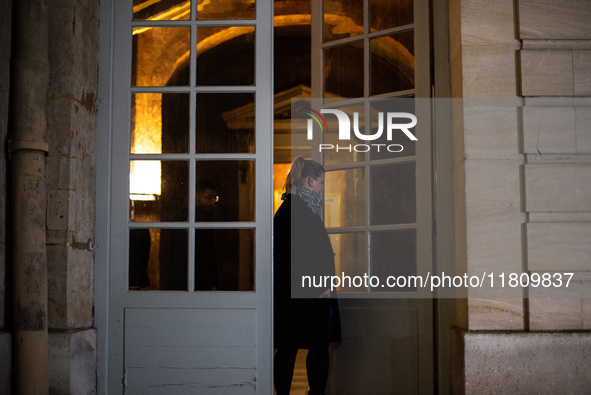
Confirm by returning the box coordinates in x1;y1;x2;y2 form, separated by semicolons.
103;0;273;392
311;0;434;393
129;4;258;293
313;0;431;299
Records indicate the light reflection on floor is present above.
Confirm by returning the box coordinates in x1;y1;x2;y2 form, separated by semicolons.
274;349;309;394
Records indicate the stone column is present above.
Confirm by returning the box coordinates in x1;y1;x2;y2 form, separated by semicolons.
45;1;98;393
450;0;591;392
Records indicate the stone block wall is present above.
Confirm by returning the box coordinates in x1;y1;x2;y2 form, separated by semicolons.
0;1;11;393
45;0;99;393
451;0;591;393
1;1;99;392
519;0;591;332
450;0;525;331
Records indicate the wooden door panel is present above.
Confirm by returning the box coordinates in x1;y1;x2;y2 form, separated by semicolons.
124;308;256;393
327;299;429;394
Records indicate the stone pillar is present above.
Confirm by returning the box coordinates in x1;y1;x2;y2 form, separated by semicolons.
450;0;591;393
450;0;525;330
45;1;99;393
518;0;591;331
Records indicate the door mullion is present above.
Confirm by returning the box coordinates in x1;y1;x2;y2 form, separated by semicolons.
255;1;274;393
363;0;370;100
311;0;322;101
187;226;195;292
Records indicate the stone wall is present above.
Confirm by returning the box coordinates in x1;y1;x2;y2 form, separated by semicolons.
519;0;591;332
45;0;99;393
1;1;99;392
450;0;591;393
0;1;12;393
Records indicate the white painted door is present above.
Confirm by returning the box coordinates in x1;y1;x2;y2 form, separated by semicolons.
98;1;274;393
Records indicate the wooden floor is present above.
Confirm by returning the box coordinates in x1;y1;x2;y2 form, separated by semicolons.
291;350;309;394
274;349;309;395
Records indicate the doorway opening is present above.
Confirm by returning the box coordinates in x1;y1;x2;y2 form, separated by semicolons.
271;1;433;394
101;0;436;392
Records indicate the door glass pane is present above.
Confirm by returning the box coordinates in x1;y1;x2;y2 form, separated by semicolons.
370;31;415;95
370;162;416;225
162;93;190;153
129;160;162;215
159;228;189;290
129;228;153;289
129;228;188;291
197;26;255;86
324;41;364;98
161;160;190;221
369;0;414;32
195;228;254;291
130;160;188;222
195;161;254;222
369;99;416;160
132;27;190;87
132;93;189;154
325;168;365;228
196;93;255;153
329;232;366;292
197;0;256;20
370;229;416;292
323;0;364;42
133;0;190;21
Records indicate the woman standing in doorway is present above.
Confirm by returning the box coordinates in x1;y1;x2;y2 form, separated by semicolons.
274;156;341;395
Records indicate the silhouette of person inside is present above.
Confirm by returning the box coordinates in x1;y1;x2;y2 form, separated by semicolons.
273;157;341;395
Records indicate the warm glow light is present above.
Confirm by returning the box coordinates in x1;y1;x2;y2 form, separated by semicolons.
273;163;291;214
130;93;162;201
133;1;191;35
130;161;161;200
197;26;255;56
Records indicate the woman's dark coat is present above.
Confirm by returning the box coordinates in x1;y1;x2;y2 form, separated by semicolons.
274;194;341;349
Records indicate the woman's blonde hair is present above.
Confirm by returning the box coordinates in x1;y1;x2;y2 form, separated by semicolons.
283;156;325;191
